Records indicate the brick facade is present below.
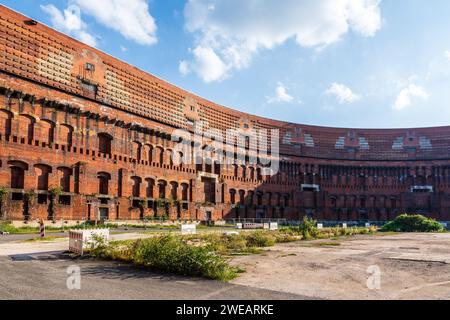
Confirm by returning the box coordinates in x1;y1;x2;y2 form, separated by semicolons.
1;5;450;222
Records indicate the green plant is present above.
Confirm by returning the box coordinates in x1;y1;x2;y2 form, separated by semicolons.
139;200;148;209
244;231;276;247
25;189;36;199
157;198;168;207
0;187;8;198
48;186;63;221
49;186;63;197
298;216;319;240
91;235;238;281
381;214;444;233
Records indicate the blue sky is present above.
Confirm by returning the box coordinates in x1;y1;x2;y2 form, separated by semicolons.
3;0;450;129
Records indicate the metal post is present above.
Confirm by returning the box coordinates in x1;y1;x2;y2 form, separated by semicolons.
39;219;45;238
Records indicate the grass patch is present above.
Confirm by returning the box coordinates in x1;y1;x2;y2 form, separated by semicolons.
23;236;65;242
0;221;93;234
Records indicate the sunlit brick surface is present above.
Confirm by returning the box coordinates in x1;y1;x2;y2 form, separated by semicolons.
1;5;449;222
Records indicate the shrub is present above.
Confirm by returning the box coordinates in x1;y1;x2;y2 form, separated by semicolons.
298;216;319;240
381;214;444;232
106;235;238;281
223;235;248;252
244;231;276;247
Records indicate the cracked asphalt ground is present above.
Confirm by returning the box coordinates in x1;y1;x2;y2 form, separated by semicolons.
1;232;449;300
0;251;309;300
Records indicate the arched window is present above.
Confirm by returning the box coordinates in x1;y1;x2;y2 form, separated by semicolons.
132;141;142;161
158;180;167;199
131;176;142;197
98;133;113;154
233;165;239;178
58;167;72;192
239;190;245;204
257;192;263;206
170;182;178;199
156;147;164;165
181;183;189;201
18;114;35;141
256;167;262;181
145;178;155;198
144;144;153;163
249;167;255;180
10;161;27;189
229;189;236;204
241;165;247;179
39;119;55;145
59;124;73;146
34;164;52;191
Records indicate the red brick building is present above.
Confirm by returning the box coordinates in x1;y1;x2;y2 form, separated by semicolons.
1;5;450;222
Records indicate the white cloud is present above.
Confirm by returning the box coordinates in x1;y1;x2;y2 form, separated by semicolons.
267;83;295;104
179;46;229;82
393;84;429;111
182;0;382;82
41;4;97;47
179;60;190;76
325;83;361;104
70;0;157;46
445;50;450;61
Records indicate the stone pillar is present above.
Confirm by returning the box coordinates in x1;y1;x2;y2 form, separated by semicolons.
120;169;130;197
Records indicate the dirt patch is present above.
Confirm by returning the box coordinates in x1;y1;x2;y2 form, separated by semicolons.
230;233;450;300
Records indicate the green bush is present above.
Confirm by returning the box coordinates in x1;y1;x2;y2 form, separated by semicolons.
381;214;444;232
96;235;238;281
243;231;276;247
298;216;319;240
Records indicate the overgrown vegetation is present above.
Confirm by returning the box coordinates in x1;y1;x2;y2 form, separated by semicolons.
0;221;95;234
87;224;377;281
381;214;444;232
89;235;238;281
297;216;320;240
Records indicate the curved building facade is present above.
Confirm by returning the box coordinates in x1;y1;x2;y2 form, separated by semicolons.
1;5;450;222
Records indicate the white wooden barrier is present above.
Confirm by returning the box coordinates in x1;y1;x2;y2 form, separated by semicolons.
69;229;110;255
181;224;197;235
242;223;264;229
269;222;278;230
